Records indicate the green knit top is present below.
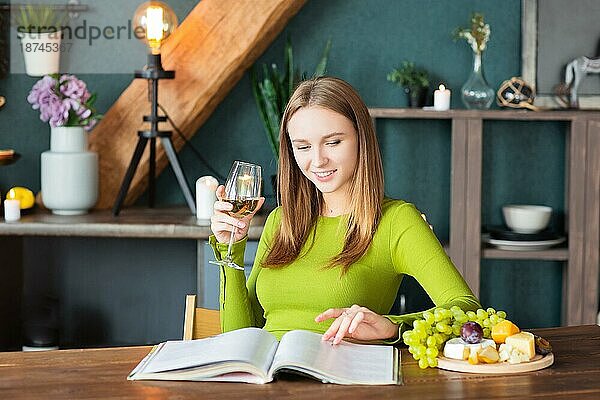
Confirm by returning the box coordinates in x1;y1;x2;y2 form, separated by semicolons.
209;199;481;341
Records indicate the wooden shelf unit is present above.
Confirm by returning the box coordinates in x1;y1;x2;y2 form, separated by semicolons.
369;108;600;325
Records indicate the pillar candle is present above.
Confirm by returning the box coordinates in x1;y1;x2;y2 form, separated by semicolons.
196;176;218;220
4;199;21;222
434;84;451;111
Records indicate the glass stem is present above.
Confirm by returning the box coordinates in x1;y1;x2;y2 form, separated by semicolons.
224;225;236;261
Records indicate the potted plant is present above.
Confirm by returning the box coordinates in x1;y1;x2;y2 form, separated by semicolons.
387;61;430;108
27;74;102;215
14;4;68;76
251;38;332;163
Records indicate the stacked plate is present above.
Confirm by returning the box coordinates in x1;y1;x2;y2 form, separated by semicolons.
482;227;566;251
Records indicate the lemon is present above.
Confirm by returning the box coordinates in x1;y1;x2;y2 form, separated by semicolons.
7;187;35;209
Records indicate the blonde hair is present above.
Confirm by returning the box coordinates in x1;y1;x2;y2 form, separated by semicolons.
262;77;384;273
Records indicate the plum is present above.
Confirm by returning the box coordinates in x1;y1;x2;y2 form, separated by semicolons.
460;321;484;344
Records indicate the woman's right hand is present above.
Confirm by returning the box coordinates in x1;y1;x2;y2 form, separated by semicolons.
210;185;265;244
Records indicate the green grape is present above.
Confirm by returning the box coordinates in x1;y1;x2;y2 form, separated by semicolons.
427;356;438;367
476;309;488;320
434;333;445;345
422;311;434;324
482;318;491;327
483;327;491;338
486;307;496;314
426;336;436;348
418;358;429;369
435;322;448;333
434;310;445;322
456;314;468;324
426;347;438;358
450;305;462;313
497;310;507;319
466;311;477;320
452;325;461;336
408;346;416;354
489;314;499;325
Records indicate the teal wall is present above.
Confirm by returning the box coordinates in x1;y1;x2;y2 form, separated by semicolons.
1;0;567;333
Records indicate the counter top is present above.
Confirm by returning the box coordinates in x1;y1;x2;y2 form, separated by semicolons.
0;207;266;240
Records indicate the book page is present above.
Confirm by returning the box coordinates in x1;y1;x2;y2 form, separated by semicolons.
270;330;397;384
141;327;278;375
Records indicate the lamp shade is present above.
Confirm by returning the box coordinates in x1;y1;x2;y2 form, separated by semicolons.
133;1;178;54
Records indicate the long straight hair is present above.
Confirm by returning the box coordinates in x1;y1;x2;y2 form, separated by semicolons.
262;77;384;273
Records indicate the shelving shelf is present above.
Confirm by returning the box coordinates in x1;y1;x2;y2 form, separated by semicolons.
369;108;600;326
482;247;569;261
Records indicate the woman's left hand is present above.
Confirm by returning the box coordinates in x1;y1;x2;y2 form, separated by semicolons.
315;305;398;345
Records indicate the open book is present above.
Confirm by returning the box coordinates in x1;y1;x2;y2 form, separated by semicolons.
128;327;400;385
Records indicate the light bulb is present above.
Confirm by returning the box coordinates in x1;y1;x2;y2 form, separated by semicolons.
133;1;178;55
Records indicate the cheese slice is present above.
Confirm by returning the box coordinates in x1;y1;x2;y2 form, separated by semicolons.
505;331;535;360
443;338;496;360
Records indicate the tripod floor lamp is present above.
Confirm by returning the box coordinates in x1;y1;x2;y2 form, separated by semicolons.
113;1;195;216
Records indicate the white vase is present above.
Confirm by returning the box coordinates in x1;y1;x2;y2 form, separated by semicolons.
41;126;98;215
19;31;62;77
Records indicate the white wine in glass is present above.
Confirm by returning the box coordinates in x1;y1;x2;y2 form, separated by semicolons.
210;161;262;270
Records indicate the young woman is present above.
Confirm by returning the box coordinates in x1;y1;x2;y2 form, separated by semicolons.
210;76;480;344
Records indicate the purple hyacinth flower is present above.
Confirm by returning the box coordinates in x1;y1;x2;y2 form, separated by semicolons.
60;74;88;100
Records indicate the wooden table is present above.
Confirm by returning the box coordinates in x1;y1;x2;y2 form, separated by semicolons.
1;325;598;399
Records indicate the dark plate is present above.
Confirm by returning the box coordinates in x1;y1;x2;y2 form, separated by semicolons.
0;153;21;166
486;226;562;241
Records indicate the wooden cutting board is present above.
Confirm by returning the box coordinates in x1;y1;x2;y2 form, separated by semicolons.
437;353;554;374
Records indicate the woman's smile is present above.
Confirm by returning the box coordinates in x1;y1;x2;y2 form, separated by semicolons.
313;169;337;181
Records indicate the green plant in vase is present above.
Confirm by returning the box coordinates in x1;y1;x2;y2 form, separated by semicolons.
387;61;430;108
12;4;69;76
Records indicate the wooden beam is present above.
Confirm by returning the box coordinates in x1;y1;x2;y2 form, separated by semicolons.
89;0;307;209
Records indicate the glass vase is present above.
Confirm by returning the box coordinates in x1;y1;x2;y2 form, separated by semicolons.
461;52;494;109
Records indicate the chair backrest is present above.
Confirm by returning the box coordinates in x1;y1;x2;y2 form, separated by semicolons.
182;294;221;340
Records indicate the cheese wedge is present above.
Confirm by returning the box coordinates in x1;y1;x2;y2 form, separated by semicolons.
443;338;496;360
505;331;535;360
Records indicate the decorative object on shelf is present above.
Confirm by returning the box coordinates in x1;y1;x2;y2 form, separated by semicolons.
195;176;218;222
482;234;565;252
502;204;552;234
113;1;196;217
6;187;35;211
251;38;331;162
496;77;538;110
557;56;600;109
14;4;68;76
387;61;430;108
3;199;21;222
41;126;98;215
433;84;451;111
454;12;494;109
27;74;102;215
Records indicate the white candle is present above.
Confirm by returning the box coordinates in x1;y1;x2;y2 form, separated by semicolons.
196;176;218;220
4;199;21;222
434;84;451;111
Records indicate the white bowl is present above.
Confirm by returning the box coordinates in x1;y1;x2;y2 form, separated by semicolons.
502;205;552;234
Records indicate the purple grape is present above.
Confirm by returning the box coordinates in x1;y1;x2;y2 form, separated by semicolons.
460;322;483;344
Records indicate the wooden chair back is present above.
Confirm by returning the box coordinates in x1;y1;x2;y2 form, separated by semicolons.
182;294;221;340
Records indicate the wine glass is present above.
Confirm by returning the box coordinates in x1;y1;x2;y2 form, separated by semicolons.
210;161;262;270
